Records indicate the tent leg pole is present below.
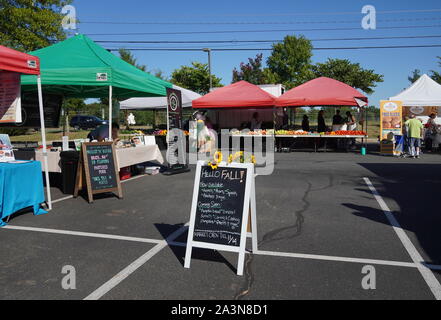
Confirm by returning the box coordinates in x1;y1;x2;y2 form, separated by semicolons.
109;86;113;141
37;76;52;211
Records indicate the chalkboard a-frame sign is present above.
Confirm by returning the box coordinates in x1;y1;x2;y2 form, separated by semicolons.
74;142;123;203
184;161;258;276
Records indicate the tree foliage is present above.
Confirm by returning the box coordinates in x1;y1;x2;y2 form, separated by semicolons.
311;58;383;95
408;57;441;84
118;48;147;72
0;0;71;52
430;56;441;84
408;69;422;84
232;35;384;95
171;62;223;95
266;35;314;89
232;54;268;84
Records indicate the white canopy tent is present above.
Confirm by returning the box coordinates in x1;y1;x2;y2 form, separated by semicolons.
390;74;441;107
120;85;201;110
390;74;441;124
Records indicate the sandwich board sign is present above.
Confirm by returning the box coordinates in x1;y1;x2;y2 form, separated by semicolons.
184;161;258;276
74;142;122;203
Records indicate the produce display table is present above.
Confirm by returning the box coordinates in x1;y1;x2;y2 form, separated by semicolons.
0;161;47;227
229;134;368;153
15;144;164;173
275;135;368;152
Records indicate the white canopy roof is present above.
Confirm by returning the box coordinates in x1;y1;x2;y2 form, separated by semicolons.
390;74;441;107
120;85;201;110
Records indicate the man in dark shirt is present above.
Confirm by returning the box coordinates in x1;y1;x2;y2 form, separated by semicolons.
317;110;328;132
332;110;344;125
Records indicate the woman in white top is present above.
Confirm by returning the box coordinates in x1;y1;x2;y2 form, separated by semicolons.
345;111;357;131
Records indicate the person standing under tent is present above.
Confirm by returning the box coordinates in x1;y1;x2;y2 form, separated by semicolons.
402;116;410;156
424;113;437;152
332;110;344;129
302;115;310;132
88;123;120;143
251;112;262;131
345;111;357;149
405;114;424;159
317;110;327;133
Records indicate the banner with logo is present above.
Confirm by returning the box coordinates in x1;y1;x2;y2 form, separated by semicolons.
380;100;403;140
403;106;438;118
167;88;183;130
0;71;22;123
166;88;185;166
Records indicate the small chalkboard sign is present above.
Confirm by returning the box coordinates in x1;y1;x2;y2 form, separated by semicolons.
74;142;122;203
185;161;257;276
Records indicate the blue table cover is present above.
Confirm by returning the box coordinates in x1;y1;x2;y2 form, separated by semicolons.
0;161;47;227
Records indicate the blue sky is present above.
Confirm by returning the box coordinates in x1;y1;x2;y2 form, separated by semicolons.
71;0;441;106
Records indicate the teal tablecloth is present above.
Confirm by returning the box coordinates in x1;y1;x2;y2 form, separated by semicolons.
0;161;47;227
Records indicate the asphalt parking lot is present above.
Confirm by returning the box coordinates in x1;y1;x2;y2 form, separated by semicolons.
1;148;440;300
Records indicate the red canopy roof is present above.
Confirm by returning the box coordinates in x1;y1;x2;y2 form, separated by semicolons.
276;77;368;107
192;81;276;109
0;45;40;75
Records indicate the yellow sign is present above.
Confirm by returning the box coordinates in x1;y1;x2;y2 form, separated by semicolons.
380;101;403;140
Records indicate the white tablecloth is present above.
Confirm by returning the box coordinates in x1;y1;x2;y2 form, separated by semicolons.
15;145;164;173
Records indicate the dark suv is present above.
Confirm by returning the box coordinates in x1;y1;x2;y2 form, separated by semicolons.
70;115;108;130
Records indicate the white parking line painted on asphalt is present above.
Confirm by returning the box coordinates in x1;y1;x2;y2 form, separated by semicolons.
5;225;441;272
84;223;189;300
3;225;162;245
364;177;441;300
254;250;417;268
169;241;441;270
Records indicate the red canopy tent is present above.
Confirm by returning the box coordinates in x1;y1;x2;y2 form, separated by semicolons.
0;45;40;75
192;81;277;109
0;45;52;209
276;77;368;107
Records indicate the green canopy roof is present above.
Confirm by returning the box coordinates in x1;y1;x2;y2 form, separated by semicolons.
21;34;172;98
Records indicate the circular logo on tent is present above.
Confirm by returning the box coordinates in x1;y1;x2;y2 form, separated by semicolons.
410;106;424;115
169;93;179;112
383;102;398;112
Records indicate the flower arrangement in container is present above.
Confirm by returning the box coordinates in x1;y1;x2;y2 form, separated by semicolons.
207;151;256;170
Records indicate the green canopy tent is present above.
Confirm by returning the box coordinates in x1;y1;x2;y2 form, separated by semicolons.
20;35;172;208
21;34;172;139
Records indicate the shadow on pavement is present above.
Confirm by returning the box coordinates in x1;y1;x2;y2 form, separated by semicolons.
155;223;237;273
348;163;441;272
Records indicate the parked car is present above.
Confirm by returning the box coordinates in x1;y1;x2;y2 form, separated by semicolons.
70;115;108;130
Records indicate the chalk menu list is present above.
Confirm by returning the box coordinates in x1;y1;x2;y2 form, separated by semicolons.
85;144;117;191
193;166;248;247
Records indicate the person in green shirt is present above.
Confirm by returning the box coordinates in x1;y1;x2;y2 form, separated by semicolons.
404;114;424;158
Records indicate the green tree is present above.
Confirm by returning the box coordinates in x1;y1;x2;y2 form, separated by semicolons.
232;54;273;84
408;69;422;83
171;62;223;95
0;0;71;52
266;35;314;89
430;56;441;84
118;48;147;72
311;58;384;95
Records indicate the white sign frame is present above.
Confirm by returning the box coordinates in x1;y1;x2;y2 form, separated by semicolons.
184;161;258;276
